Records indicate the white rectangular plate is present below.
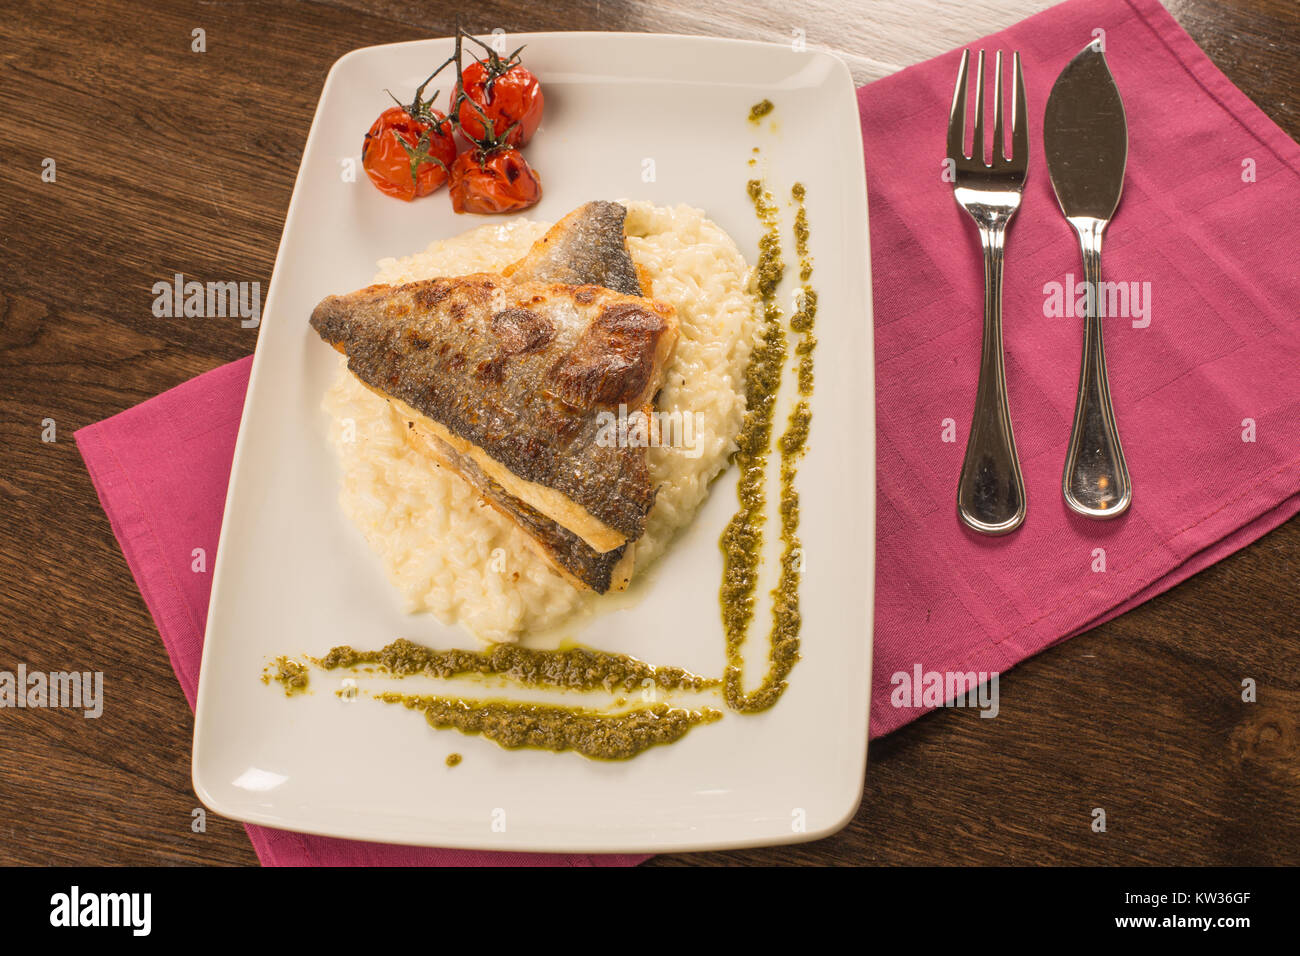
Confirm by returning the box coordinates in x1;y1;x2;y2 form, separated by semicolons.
193;32;875;854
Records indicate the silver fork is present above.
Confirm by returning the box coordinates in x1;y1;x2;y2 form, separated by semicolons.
949;49;1029;535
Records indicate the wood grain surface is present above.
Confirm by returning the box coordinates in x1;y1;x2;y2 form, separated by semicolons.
0;0;1296;866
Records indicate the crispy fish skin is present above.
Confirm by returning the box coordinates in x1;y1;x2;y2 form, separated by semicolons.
310;276;677;549
504;201;644;295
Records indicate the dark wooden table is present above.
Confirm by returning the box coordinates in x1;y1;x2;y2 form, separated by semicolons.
1;0;1296;866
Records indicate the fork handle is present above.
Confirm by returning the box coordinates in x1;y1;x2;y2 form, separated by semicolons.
1062;217;1131;518
958;219;1027;535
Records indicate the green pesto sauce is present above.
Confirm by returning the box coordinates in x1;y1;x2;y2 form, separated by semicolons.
265;656;309;696
748;99;775;123
793;185;813;281
378;694;722;761
279;638;722;761
718;176;818;714
314;638;717;694
790;185;818;396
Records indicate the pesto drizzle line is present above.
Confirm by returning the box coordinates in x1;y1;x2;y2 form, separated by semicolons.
380;694;722;762
296;638;721;761
791;183;818;395
314;638;717;694
718;178;817;713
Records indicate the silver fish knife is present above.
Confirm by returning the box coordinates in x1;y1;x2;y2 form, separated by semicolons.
1044;41;1132;519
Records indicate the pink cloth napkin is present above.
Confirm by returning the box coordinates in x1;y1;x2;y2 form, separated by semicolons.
77;0;1299;861
861;0;1300;734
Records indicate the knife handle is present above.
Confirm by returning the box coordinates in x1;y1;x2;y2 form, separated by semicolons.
957;219;1027;535
1063;217;1131;518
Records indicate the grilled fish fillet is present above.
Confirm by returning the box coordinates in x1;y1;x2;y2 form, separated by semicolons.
311;202;678;593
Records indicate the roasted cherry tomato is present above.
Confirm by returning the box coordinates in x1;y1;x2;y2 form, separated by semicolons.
361;105;457;200
448;147;542;214
454;35;544;147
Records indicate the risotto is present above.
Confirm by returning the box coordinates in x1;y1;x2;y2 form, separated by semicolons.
322;201;757;641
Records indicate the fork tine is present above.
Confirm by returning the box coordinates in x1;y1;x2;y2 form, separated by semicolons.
1012;51;1028;163
992;51;1006;163
947;49;970;159
971;50;986;167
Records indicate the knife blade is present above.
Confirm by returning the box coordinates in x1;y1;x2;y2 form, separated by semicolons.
1044;42;1128;219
